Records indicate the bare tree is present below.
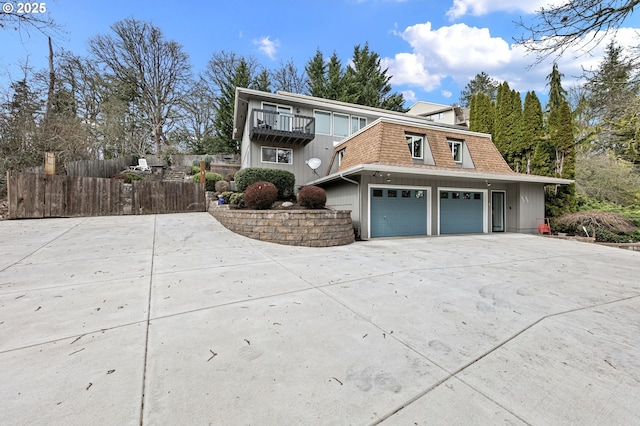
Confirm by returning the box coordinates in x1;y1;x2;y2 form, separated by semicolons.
516;0;640;62
0;2;61;37
272;59;306;94
89;19;191;154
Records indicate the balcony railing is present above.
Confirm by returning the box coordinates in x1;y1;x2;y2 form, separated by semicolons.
249;109;315;145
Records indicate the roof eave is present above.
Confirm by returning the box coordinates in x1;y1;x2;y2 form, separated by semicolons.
305;164;574;186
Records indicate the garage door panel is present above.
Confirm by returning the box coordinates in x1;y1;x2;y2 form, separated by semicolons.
371;188;427;238
440;191;483;234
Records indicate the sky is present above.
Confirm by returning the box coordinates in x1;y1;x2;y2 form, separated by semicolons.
2;0;640;107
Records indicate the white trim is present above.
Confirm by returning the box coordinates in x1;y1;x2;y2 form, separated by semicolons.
437;187;489;235
367;183;432;238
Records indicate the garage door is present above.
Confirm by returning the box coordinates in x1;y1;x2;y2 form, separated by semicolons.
440;190;483;234
370;188;427;237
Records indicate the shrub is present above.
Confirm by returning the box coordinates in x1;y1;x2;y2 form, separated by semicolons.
219;191;234;204
215;180;230;193
112;171;145;183
190;165;201;175
555;211;637;235
595;229;636;243
244;181;277;209
235;168;295;199
297;186;327;209
229;192;245;209
192;172;223;191
224;173;235;182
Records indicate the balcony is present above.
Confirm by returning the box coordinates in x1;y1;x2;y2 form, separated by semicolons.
249;109;315;145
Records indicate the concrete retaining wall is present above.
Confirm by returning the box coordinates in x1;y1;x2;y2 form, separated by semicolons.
211;208;355;247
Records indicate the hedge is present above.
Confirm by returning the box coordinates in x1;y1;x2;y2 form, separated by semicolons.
235;168;295;199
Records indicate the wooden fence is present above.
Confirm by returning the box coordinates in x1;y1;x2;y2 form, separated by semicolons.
7;172;205;219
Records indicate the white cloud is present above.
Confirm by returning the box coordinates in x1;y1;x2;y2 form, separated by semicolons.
254;36;280;60
385;21;640;101
441;90;453;98
446;0;563;20
401;90;417;102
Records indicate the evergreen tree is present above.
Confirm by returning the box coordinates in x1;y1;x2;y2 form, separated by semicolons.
517;91;544;173
213;58;251;154
493;82;521;166
584;40;639;160
325;52;344;101
546;63;567;112
252;69;272;93
341;43;406;111
469;92;494;134
459;71;499;108
544;64;577;217
305;49;327;98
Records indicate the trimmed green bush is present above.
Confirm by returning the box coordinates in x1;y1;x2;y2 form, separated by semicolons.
235;168;295;200
297;186;327;209
192;172;223;191
244;181;277;209
219;191;234;204
229;192;245;209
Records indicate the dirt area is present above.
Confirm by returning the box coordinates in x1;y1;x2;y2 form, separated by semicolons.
0;197;8;220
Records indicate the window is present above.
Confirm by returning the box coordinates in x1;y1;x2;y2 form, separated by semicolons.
351;116;367;134
402;190;411;198
388;190;397;198
261;147;292;164
448;140;463;163
315;110;331;135
338;149;345;165
333;113;349;137
373;189;383;197
406;134;423;159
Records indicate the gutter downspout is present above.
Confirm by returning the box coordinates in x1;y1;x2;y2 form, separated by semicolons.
339;173;361;239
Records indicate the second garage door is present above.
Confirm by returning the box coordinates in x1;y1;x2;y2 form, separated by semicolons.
439;190;484;234
370;187;428;237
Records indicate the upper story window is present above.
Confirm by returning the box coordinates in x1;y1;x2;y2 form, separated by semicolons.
448;140;463;163
338;148;346;165
315;110;331;135
351;116;367;134
333;113;349;137
261;146;292;164
314;110;367;137
406;134;423;159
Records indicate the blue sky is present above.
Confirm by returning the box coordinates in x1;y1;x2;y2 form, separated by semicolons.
2;0;640;107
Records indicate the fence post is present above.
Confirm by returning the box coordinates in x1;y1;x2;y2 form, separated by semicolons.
44;152;55;175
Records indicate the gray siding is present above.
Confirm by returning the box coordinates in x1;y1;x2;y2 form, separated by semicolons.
324;180;361;237
516;183;545;233
243;98;385;190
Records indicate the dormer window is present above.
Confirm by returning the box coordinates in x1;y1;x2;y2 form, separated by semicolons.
448;139;463;163
406;134;423;159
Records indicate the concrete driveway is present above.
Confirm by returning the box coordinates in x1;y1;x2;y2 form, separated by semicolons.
1;213;639;425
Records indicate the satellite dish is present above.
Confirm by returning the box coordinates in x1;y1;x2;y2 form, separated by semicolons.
306;158;322;170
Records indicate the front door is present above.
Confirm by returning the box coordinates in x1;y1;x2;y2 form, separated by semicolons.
491;191;505;232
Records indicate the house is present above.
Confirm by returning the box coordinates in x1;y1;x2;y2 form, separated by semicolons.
233;88;571;239
406;101;469;127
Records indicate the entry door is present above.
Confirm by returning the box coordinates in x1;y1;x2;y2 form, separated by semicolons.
263;103;292;131
492;191;505;232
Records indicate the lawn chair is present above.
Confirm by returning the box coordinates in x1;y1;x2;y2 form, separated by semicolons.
536;218;551;235
129;158;151;172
